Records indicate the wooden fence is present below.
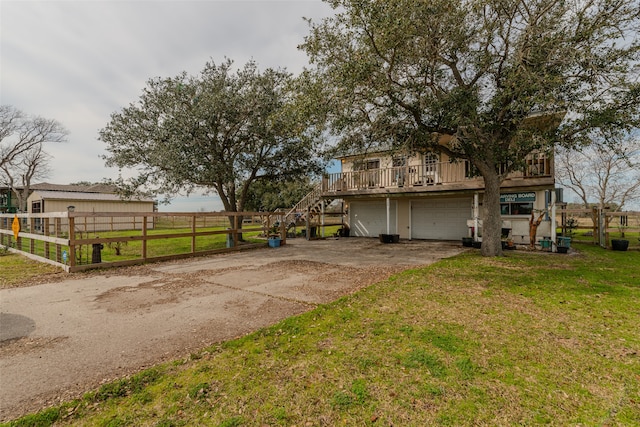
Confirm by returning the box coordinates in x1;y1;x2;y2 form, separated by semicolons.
0;211;286;272
557;207;640;249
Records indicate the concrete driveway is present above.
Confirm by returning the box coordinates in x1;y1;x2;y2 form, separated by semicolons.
0;237;463;421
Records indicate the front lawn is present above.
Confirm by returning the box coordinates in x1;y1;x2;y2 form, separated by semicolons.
4;243;639;426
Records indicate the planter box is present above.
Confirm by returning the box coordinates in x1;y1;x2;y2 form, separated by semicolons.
268;237;281;248
539;239;552;249
611;239;629;251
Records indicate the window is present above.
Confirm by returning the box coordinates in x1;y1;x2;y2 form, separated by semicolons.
392;156;406;167
32;200;42;213
392;156;406;185
524;153;550;176
500;202;533;216
366;159;380;170
424;153;439;173
465;160;479;178
353;159;380;170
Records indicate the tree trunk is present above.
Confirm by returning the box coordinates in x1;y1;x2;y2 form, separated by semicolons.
481;171;504;257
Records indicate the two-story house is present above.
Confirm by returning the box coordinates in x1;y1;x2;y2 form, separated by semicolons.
285;137;558;247
324;146;556;245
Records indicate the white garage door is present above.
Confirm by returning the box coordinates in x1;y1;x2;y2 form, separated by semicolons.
411;198;470;240
350;200;397;237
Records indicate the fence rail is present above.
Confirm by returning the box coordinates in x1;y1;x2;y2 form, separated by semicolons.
557;207;640;249
1;211;286;272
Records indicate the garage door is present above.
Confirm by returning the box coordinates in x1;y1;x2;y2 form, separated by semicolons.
411;198;470;240
350;200;397;237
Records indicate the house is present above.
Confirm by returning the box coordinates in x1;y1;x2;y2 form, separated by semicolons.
282;131;559;246
25;183;157;232
321;146;557;245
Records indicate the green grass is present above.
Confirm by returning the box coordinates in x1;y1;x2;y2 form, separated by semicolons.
0;252;63;288
3;243;640;426
565;229;640;249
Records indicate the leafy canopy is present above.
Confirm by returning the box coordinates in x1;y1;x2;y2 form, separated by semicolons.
100;59;325;213
301;0;640;255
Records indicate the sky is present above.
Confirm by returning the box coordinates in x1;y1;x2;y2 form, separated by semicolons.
0;0;336;211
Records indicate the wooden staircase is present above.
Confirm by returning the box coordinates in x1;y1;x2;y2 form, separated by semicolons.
283;183;338;229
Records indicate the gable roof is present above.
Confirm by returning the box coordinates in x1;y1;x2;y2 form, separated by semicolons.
29;183;117;193
30;190;155;203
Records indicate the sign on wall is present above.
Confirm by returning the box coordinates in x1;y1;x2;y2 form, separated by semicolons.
500;192;536;203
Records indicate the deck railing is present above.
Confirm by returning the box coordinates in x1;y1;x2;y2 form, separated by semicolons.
325;157;552;193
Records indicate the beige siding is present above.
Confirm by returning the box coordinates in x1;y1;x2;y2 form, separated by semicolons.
27;191;155;232
42;199;153;213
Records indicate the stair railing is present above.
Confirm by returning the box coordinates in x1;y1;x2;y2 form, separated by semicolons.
284;183;325;224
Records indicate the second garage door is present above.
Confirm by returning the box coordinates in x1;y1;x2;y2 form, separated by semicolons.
411;198;470;240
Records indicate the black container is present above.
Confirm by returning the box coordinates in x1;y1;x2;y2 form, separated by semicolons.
462;237;473;247
612;239;629;251
379;234;400;243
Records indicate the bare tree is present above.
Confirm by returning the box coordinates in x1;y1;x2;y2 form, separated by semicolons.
0;105;67;211
556;133;640;218
1;143;52;211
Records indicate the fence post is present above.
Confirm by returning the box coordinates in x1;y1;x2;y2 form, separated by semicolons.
44;217;50;259
142;216;148;260
68;215;76;268
233;214;239;247
29;216;35;254
191;215;196;254
280;215;286;245
55;218;62;263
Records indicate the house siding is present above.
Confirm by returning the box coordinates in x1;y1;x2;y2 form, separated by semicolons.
27;191;155;232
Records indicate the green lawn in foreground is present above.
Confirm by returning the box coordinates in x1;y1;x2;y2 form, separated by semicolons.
3;243;639;426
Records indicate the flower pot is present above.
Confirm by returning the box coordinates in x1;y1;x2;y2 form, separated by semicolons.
611;239;629;251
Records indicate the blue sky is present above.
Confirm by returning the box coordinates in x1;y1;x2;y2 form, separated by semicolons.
1;0;335;211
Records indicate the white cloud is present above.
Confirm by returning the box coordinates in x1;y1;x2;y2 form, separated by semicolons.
1;0;334;210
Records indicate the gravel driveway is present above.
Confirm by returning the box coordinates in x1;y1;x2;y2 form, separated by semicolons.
0;237;463;421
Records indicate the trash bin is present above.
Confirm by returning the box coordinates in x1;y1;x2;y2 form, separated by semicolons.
92;243;103;263
557;236;571;253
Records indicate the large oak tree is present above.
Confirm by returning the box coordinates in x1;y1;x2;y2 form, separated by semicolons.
301;0;640;256
100;60;325;226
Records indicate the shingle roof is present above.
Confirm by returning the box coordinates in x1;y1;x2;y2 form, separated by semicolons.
29;183;118;193
32;190;154;203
